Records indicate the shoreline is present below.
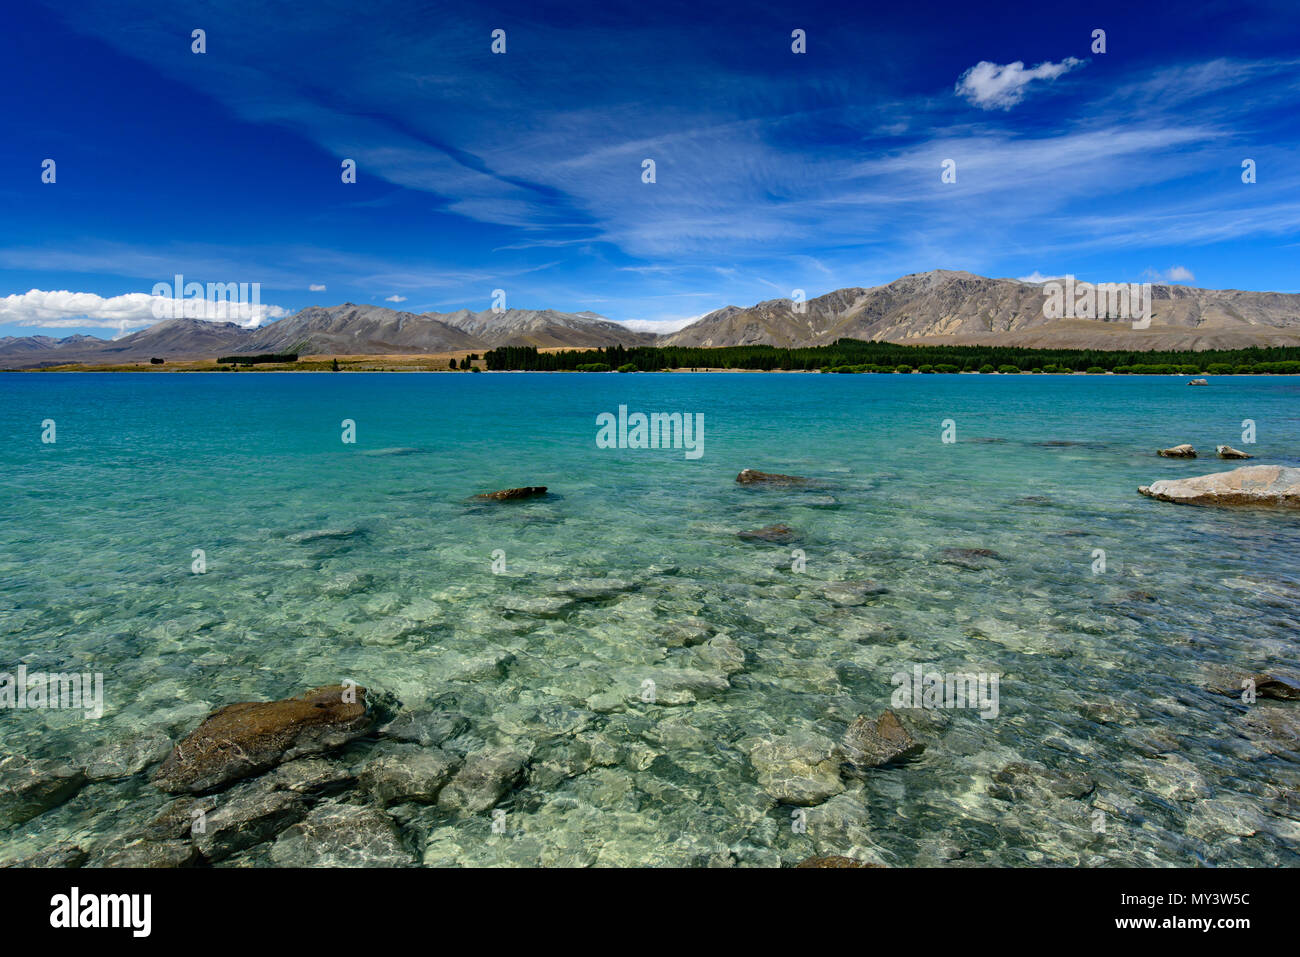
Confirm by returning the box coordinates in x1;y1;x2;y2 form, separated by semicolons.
8;364;1300;376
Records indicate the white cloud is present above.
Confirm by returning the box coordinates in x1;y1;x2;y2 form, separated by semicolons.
1016;271;1068;284
618;314;708;334
1144;265;1196;283
385;294;408;302
309;283;327;292
0;289;286;332
956;58;1084;109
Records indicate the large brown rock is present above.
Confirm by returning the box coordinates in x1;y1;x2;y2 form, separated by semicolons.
152;685;372;794
1139;464;1300;508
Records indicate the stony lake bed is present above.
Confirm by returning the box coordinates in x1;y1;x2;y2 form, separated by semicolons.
1;371;1298;867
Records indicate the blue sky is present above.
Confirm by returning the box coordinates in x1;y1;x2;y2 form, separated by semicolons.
1;0;1298;338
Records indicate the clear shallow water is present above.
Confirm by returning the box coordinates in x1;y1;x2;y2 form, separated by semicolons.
2;370;1299;866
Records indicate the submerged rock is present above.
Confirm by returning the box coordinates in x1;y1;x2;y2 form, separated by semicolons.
361;447;426;457
144;796;215;841
551;578;635;600
1206;666;1300;701
655;618;715;647
633;667;731;705
448;650;515;682
938;547;1002;569
1241;706;1300;756
360;746;460;806
99;839;200;869
438;748;529;813
145;757;350;849
0;755;86;828
692;636;746;676
1250;674;1300;701
736;469;809;486
749;731;845;806
286;527;362;544
83;730;173;782
821;580;889;606
380;709;470;748
987;761;1095;802
1;843;87;869
841;710;924;769
738;523;798;544
475;486;547;501
322;571;374;597
527;732;623;789
262;757;357;795
499;595;574;618
270;802;416;867
1217;445;1253;460
1139;464;1300;508
152;684;373;794
795;855;884;868
193;783;309;862
1157;444;1197;458
1187;378;1209;386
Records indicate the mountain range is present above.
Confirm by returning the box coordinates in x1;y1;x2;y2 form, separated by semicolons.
4;271;1299;368
660;271;1300;351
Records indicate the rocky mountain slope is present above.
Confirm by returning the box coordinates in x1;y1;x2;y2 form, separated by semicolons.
434;308;655;348
0;304;651;368
661;270;1300;350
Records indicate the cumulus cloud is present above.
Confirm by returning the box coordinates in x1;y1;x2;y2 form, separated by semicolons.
385;294;408;302
0;289;286;331
956;58;1084;109
1144;265;1196;283
1016;271;1068;284
309;283;327;292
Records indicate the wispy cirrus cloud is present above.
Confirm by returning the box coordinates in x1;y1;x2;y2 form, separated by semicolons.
7;1;1300;338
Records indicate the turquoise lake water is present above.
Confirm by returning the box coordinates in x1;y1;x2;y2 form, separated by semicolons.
2;371;1299;866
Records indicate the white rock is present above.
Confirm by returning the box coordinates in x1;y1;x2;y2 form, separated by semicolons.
1139;464;1300;507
